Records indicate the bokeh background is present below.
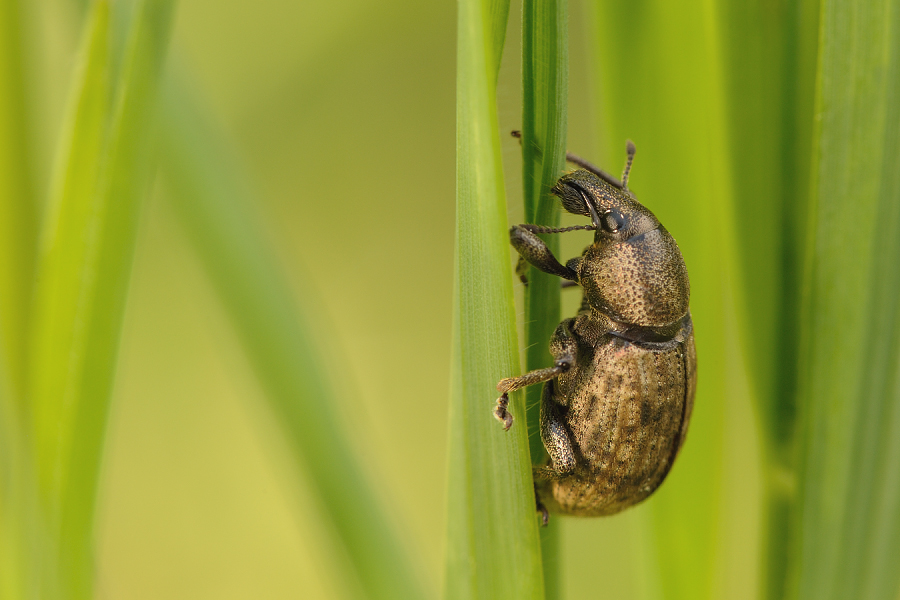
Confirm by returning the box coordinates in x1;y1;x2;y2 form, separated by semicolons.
9;0;899;598
16;1;740;597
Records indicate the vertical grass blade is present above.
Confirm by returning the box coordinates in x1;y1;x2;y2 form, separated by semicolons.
0;0;37;401
0;364;28;599
158;83;427;600
711;0;818;596
28;1;174;597
30;0;112;539
789;0;900;597
445;0;545;597
0;377;22;600
0;3;41;591
0;368;47;600
521;0;567;596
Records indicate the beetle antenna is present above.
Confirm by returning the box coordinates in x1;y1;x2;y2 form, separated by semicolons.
521;224;596;234
621;140;636;189
565;152;623;188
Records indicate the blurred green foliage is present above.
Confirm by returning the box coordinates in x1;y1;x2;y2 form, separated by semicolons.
1;0;899;599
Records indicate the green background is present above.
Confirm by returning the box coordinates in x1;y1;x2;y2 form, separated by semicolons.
19;1;688;597
4;0;899;598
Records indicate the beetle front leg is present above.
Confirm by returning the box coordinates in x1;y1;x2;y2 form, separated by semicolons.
510;226;578;281
518;254;581;289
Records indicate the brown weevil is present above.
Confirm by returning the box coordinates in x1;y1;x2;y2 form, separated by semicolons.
494;140;696;521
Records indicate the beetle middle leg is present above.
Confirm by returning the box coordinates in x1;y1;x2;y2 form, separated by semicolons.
493;365;567;431
494;319;578;430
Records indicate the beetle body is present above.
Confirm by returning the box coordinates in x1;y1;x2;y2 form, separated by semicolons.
494;143;696;518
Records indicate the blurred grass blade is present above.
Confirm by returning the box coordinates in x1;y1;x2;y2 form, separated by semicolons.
445;0;545;598
0;365;49;600
28;0;174;597
0;360;31;599
710;0;819;597
789;0;900;598
158;81;426;600
0;367;24;600
0;9;41;592
30;0;112;544
0;0;37;401
521;0;567;596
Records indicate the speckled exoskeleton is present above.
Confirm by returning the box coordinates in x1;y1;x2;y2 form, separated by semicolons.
493;141;696;521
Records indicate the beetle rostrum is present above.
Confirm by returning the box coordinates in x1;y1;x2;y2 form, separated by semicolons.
493;140;696;522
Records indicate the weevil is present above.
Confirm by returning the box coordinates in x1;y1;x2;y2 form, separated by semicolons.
494;140;696;521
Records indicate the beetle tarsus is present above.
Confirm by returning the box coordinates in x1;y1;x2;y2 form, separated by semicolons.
493;393;514;430
516;256;529;287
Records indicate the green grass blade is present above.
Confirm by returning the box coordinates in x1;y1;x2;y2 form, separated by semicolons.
445;0;545;597
0;12;42;592
0;363;49;600
30;0;112;521
0;362;26;599
521;0;567;596
0;382;23;600
28;1;174;596
158;82;427;600
711;0;819;597
789;0;900;598
0;0;37;401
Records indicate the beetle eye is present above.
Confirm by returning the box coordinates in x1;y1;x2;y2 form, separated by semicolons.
602;211;625;233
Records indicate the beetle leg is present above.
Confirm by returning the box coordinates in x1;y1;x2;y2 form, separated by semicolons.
494;319;579;430
494;364;567;431
539;380;576;476
492;393;514;430
515;255;529;286
497;365;568;395
510;226;578;281
534;482;550;527
519;255;577;288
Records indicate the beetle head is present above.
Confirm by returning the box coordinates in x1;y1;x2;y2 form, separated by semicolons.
551;169;660;242
552;169;690;328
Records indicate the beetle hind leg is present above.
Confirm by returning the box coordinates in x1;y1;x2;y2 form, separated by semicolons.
494;319;579;431
539;379;576;476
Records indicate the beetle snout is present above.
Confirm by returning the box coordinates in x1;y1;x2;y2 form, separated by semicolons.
552;179;597;220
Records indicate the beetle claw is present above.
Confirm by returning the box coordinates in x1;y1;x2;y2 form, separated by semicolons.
493;393;514;431
538;503;550;527
534;483;550;526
